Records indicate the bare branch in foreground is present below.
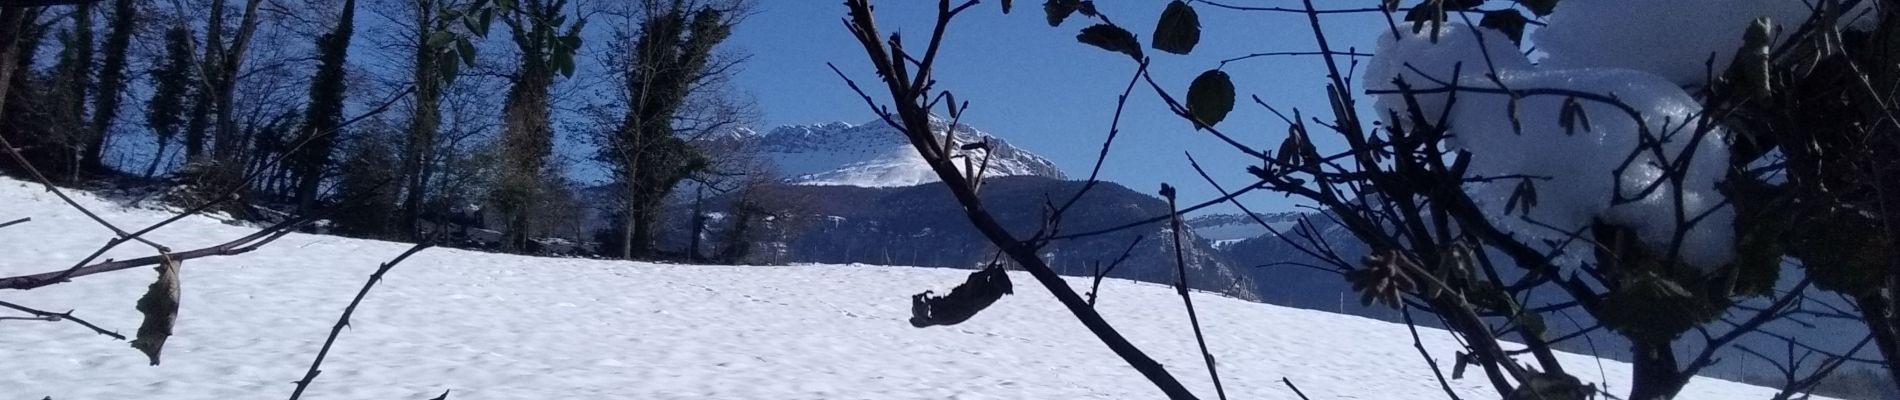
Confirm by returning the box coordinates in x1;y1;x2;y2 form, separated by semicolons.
0;213;316;290
1086;235;1143;307
0;299;126;340
287;241;433;400
1163;184;1228;400
1282;377;1314;400
834;1;1203;398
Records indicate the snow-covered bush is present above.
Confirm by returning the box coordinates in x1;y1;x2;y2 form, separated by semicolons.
1009;0;1897;399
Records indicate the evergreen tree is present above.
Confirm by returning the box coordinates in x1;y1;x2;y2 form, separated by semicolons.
143;26;196;177
291;0;359;214
490;0;582;252
84;0;137;173
604;1;739;259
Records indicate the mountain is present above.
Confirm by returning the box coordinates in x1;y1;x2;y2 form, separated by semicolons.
0;177;1822;399
657;176;1259;301
1191;212;1382;316
1186;212;1307;248
711;118;1066;188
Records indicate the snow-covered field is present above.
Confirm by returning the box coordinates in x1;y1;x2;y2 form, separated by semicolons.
0;177;1808;399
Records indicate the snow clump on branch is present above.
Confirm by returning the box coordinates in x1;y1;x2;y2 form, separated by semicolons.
1363;7;1763;271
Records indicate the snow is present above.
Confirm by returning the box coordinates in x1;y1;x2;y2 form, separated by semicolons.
1186;213;1304;242
0;178;1816;399
744;118;1066;188
1367;20;1736;270
1533;0;1880;87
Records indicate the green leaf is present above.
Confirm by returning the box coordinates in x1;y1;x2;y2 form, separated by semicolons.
1519;0;1559;16
1076;1;1098;17
553;50;576;77
1403;1;1444;35
456;38;477;66
1151;0;1200;55
1479;9;1528;44
479;9;495;34
130;257;182;365
560;34;582;52
1077;24;1142;61
1444;0;1486;10
439;53;461;84
1044;0;1078;27
1187;69;1236;129
426;31;456;49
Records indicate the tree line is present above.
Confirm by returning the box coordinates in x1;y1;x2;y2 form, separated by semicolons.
0;0;768;261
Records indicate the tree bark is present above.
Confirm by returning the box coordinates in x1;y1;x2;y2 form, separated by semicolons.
208;0;263;177
84;0;134;173
0;7;26;115
398;0;442;240
293;0;357;214
495;65;552;252
1627;340;1686;400
61;1;93;181
688;186;704;261
1855;293;1900;389
184;0;228;162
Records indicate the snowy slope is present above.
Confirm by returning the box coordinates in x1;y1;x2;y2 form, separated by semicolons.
0;177;1815;399
1186;212;1307;246
723;118;1066;188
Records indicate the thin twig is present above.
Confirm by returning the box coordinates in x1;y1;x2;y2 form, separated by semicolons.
287;241;433;400
0;217;26;229
1163;186;1228;400
0;299;126;340
1087;235;1144;307
1282;377;1314;400
1403;305;1463;400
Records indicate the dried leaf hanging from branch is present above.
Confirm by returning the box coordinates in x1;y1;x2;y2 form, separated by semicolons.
131;255;181;365
909;265;1013;327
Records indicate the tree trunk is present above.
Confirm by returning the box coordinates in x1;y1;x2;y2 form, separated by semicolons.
293;0;357;214
398;0;442;240
0;7;25;116
629;202;655;259
143;139;168;178
619;198;637;259
209;0;264;181
720;201;754;264
495;64;553;253
1627;340;1686;400
688;186;704;261
1855;293;1900;390
63;1;94;181
184;0;228;162
84;0;135;173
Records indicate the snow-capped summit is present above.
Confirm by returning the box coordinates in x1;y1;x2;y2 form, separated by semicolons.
726;118;1066;188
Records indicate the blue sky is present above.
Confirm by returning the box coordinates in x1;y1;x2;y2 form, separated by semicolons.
723;2;1393;214
97;1;1392;215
